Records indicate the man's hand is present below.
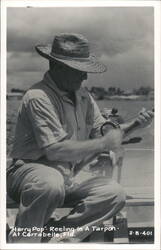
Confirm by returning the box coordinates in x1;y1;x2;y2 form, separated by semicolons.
120;108;154;136
102;128;123;151
135;108;154;128
89;153;112;176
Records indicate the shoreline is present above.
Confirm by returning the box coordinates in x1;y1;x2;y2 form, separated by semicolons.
7;92;154;102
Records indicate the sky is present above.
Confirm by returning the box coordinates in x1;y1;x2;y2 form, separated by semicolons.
7;7;154;91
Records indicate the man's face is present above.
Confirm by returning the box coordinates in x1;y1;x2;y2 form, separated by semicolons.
50;61;88;92
64;66;88;92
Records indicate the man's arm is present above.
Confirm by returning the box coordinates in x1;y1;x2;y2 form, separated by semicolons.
43;128;123;162
44;109;154;163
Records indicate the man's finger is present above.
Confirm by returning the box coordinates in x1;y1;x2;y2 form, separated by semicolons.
147;110;154;117
141;112;153;120
137;115;149;123
139;109;154;117
139;107;146;114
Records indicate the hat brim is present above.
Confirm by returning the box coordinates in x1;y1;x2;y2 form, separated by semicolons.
35;45;107;73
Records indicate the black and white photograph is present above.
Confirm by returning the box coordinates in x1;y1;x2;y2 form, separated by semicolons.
1;0;161;249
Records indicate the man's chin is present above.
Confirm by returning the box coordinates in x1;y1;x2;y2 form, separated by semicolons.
70;83;82;91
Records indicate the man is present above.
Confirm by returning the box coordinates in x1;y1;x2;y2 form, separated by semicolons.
7;33;153;243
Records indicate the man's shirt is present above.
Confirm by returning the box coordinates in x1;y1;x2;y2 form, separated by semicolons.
11;72;106;161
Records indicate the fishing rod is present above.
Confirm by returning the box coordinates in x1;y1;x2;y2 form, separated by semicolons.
100;107;154;145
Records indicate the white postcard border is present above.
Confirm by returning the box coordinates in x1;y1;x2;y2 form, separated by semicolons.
1;0;160;249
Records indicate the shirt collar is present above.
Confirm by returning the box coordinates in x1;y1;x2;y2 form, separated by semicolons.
43;71;87;104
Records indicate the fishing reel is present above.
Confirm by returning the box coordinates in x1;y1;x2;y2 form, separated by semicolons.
101;108;122;135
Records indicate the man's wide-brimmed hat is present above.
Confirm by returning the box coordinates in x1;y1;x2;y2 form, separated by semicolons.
35;33;107;73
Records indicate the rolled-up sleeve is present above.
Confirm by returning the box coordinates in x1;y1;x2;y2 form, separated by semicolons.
26;98;68;149
87;94;106;138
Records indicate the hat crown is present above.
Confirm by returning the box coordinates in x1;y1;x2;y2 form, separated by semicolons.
51;33;90;58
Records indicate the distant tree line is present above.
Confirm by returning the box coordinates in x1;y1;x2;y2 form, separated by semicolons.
89;86;154;100
11;88;26;94
132;86;153;96
9;86;153;100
